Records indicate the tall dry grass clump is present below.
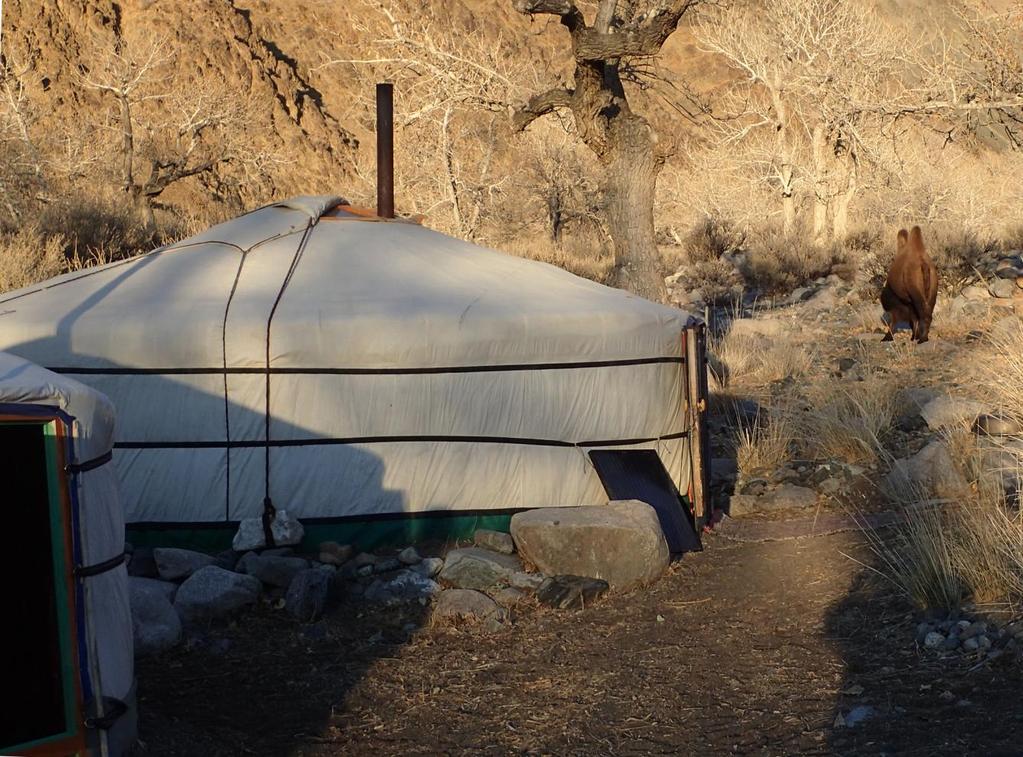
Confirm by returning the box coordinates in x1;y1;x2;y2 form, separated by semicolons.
796;378;897;464
709;324;812;388
734;406;795;477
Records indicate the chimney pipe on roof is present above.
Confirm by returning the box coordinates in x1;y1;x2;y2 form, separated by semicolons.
376;82;395;219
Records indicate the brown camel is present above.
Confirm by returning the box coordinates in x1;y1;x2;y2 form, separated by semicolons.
880;226;938;343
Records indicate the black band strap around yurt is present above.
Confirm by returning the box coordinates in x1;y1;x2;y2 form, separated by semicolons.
74;551;128;578
65;450;113;474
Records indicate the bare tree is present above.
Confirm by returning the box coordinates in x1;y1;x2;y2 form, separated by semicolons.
79;33;251;224
512;0;700;302
316;1;532;240
0;57;45;223
697;0;907;241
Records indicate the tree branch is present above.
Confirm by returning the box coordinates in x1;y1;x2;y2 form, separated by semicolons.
513;87;574;131
574;3;697;60
513;0;586;33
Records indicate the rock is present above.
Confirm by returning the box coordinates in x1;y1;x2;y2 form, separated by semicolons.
991;278;1018;299
536;575;609;609
439;547;523;591
974;414;1022;437
740;478;768;496
174;566;261;624
246;555;310;588
398;546;422;565
710;458;739;486
916;622;934;642
886;440;969;498
996;264;1022;279
153;548;215;581
262;547;295;558
318;541;354;566
727;484;818;516
235;551;258;574
818;477;844;495
962;284;990;300
212;549;241;571
942;636;961;651
843;705;875;728
127;547;159;578
285;568;332;622
508;571;545;592
962;620;987;639
804;286;839;312
364;571;441;606
130;576;178;603
493;586;527;608
129;578;182;656
727;317;787;339
372;557;403;574
353;552;378;568
919;396;988;430
924;631;945;649
473;529;515;555
231;510;305;552
432;589;508;628
510;500;668;591
979;635;993;650
962;637;980;652
413;557;445;579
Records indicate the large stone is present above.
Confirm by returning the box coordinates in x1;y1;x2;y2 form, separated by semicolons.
129;578;182;656
127;547;158;578
439;547;523;591
231;510;305;552
318;541;354;566
991;278;1018;299
510;500;669;591
535;575;609;609
130;576;178;603
920;396;988;430
153;548;215;581
365;570;442;606
412;557;445;578
432;589;508;627
246;555;310;588
727;318;787;339
886;441;970;498
726;484;818;516
174;566;261;624
285;568;332;622
473;529;515;555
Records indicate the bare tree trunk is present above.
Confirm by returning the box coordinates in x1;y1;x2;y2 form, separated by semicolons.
512;0;696;304
832;157;857;241
811;123;829;241
605;116;666;301
440;106;463;236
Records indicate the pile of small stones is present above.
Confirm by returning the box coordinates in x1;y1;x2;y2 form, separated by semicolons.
128;524;608;658
916;614;1023;659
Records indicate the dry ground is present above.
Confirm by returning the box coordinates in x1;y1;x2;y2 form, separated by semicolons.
136;531;1023;756
135;293;1023;756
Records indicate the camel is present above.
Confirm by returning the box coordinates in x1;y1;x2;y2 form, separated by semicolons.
880;226;938;344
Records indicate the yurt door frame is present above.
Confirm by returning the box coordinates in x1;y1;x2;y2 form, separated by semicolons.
0;414;87;757
684;324;712;528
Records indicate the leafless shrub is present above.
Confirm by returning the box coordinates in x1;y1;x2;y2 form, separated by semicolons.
0;223;67;293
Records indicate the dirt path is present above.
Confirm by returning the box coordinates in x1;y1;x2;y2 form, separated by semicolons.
135;528;1023;756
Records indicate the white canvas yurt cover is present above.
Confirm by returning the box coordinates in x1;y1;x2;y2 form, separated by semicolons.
0;196;703;549
0;351;135;756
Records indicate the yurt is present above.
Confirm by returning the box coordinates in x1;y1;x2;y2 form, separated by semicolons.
0;352;135;756
0;197;709;549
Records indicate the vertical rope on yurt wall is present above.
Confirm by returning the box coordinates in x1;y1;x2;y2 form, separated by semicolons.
261;220;317;543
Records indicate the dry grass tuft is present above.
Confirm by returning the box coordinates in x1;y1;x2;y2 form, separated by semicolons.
734;406;795;477
502;236;613;283
796;379;897;464
710;328;812;388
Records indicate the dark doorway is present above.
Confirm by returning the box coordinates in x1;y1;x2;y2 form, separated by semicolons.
0;422;76;751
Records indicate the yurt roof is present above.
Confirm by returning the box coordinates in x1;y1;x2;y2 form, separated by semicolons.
0;196;694;372
0;350;114;461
